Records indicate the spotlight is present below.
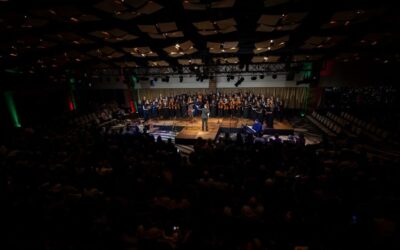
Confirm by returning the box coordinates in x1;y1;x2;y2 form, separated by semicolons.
179;75;183;82
153;77;158;82
230;75;235;80
166;76;170;82
150;79;155;86
272;74;277;79
234;77;244;87
227;76;230;82
259;75;264;79
251;76;257;81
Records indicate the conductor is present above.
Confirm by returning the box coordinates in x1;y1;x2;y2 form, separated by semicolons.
201;104;210;131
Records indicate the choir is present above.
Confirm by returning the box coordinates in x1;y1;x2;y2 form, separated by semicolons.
137;92;284;128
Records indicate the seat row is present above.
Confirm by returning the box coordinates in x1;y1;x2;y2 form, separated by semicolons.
71;113;100;126
340;112;389;140
307;111;340;137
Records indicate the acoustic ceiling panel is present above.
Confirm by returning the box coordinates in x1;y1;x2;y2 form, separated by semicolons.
251;56;280;63
148;60;169;67
178;59;203;65
138;22;184;39
123;47;158;57
254;35;289;54
213;57;239;64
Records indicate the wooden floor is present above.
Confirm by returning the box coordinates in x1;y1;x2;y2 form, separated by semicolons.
149;117;293;143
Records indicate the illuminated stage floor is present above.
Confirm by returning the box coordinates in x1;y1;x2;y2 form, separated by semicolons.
148;117;293;145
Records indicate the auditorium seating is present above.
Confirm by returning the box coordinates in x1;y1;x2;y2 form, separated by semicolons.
306;111;339;137
69;104;121;128
340;111;392;142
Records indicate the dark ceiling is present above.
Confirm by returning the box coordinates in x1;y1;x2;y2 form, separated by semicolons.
0;0;399;74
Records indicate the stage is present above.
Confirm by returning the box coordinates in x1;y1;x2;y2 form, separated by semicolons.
148;117;294;145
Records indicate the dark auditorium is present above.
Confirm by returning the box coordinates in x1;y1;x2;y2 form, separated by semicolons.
1;0;399;249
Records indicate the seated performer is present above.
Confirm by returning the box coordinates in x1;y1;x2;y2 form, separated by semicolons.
252;119;262;134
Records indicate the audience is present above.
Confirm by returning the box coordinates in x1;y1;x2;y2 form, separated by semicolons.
1;116;399;250
322;86;399;131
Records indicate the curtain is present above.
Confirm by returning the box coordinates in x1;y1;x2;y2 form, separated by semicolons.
137;87;308;109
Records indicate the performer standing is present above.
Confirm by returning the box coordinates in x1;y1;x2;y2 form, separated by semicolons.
210;100;217;117
143;100;150;121
274;97;284;121
188;101;194;122
181;100;187;118
201;104;210;131
265;99;274;128
243;100;249;119
218;99;224;117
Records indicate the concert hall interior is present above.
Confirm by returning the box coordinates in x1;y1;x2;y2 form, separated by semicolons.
1;0;400;249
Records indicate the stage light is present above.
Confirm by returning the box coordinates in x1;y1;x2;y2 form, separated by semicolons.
227;76;230;82
4;91;21;127
150;79;155;86
234;77;244;87
272;74;277;79
179;75;183;82
166;76;170;82
230;75;235;80
154;77;158;82
259;75;264;79
251;76;257;80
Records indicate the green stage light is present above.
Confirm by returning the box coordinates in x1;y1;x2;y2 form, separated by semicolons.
4;91;21;127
